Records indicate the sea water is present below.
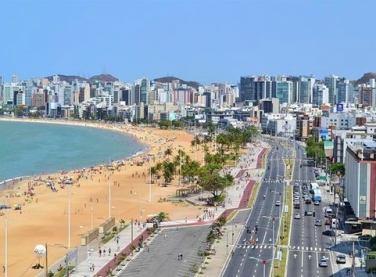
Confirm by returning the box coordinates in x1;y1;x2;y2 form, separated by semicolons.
0;121;146;182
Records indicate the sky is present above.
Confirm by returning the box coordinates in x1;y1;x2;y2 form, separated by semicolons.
0;0;375;84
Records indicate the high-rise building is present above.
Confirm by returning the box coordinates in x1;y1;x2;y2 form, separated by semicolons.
324;75;338;105
240;76;257;102
298;76;315;104
312;84;329;106
272;80;293;104
337;79;350;104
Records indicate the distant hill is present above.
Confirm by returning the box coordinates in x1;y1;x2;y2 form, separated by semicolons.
45;74;118;84
45;74;87;84
355;72;376;86
154;76;200;90
88;74;118;83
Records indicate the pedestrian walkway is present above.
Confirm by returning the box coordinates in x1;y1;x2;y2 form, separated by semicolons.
44;141;268;277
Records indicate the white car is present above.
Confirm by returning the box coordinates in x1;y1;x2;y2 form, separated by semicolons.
275;201;281;206
294;213;301;219
319;258;328;267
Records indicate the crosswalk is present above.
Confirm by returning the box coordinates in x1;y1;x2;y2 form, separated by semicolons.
236;244;329;252
261;179;313;183
236;244;273;249
289;245;329;252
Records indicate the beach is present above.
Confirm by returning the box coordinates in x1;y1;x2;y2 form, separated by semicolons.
0;118;203;277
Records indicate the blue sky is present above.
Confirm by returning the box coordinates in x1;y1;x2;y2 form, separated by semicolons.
0;0;374;84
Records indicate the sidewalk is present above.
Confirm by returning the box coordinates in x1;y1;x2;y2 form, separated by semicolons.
46;141;268;277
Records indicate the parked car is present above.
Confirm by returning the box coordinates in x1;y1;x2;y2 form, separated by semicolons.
305;199;312;204
314;201;320;206
294;213;301;219
336;254;346;264
325;218;331;225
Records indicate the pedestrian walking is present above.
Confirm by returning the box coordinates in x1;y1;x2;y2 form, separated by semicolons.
108;247;111;256
98;249;102;257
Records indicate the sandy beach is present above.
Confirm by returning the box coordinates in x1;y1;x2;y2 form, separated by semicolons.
0;118;205;277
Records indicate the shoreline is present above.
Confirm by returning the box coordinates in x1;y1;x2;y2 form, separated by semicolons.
0;117;201;277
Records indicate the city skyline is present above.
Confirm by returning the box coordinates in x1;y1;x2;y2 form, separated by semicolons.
1;0;375;84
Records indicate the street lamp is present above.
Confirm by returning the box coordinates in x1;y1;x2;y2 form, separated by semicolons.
148;156;152;202
108;172;111;219
66;185;72;249
4;195;8;277
262;216;281;276
43;243;68;277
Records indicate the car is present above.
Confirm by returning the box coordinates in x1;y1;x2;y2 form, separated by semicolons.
275;201;281;206
305;199;312;204
336;254;346;264
322;230;335;236
315;220;322;226
325;218;332;225
305;211;314;216
319;258;328;267
294;213;301;219
314;201;320;206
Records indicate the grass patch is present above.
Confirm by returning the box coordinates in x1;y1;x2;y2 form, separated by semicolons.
247;182;259;208
274;179;293;277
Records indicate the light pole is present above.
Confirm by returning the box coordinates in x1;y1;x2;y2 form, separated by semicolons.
4;195;8;277
249;257;271;277
67;185;72;249
44;243;68;277
262;216;281;276
108;174;111;219
148;157;152;202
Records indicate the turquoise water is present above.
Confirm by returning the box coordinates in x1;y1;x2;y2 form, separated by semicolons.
0;121;146;181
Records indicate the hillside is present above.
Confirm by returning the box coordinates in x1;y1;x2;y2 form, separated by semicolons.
45;74;118;84
154;76;200;90
355;72;376;86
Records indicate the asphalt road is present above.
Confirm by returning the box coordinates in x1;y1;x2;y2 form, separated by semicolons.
286;142;335;277
222;140;286;277
118;225;209;277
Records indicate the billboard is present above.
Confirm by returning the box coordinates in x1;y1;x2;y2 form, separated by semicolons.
336;103;344;112
319;129;329;141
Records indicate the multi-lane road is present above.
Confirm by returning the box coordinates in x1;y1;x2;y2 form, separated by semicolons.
223;140;286;277
286;143;335;277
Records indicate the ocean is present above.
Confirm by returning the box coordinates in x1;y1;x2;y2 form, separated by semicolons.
0;121;147;182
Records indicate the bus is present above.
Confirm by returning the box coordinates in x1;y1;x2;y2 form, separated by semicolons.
310;182;319;191
313;188;322;202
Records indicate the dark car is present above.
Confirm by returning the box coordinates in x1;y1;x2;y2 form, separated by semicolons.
322;230;335;236
305;199;312;204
